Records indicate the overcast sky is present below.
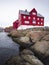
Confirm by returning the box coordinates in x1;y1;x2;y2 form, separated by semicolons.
0;0;49;27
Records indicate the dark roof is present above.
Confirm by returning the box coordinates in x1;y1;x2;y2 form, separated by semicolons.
37;13;44;17
19;9;44;17
19;10;29;15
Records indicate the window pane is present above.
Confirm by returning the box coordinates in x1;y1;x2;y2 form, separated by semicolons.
33;17;35;20
28;17;31;19
25;21;29;24
23;16;26;19
41;18;43;21
41;22;43;24
32;12;36;15
33;20;36;24
38;22;40;24
37;18;39;20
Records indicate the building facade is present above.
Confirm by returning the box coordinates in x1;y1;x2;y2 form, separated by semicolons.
13;20;19;29
13;8;44;29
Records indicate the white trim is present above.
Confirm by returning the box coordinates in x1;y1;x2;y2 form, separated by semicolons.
33;20;36;24
23;16;26;19
32;12;36;15
37;18;39;20
28;16;31;19
17;25;44;30
25;21;29;24
41;22;43;24
38;22;40;24
41;18;43;21
33;17;35;20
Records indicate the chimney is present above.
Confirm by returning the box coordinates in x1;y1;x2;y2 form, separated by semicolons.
25;9;27;12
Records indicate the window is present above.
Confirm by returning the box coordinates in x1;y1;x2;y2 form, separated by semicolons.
41;22;43;24
23;16;26;19
25;21;29;24
32;12;36;15
37;18;39;20
28;17;31;19
33;20;36;24
33;17;35;20
38;22;40;24
41;18;43;21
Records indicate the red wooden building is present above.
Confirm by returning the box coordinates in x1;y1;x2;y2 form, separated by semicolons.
13;20;19;29
13;8;44;29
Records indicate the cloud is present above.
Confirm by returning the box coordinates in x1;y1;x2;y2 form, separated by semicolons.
0;0;49;27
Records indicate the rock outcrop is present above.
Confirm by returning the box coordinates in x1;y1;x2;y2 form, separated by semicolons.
41;35;49;41
26;31;46;42
30;41;49;57
5;49;44;65
12;36;33;49
9;30;24;37
6;27;49;65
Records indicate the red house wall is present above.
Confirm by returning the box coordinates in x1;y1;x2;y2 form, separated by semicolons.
13;8;44;29
19;9;44;26
36;17;44;26
21;14;31;25
20;15;44;26
13;20;19;29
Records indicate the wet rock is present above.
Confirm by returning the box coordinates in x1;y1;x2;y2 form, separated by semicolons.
30;41;49;57
9;30;24;38
41;35;49;41
20;49;44;65
21;55;44;65
19;36;30;43
5;55;27;65
26;31;46;42
7;33;11;37
7;27;49;65
20;49;34;55
12;36;33;48
5;49;44;65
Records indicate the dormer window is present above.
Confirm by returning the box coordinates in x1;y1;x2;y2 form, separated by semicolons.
32;12;36;15
23;16;26;19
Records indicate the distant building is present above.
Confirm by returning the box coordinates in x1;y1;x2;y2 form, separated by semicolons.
13;8;44;29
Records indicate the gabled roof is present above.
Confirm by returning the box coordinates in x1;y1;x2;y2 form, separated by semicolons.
37;13;44;17
19;9;44;17
30;8;37;13
13;20;18;23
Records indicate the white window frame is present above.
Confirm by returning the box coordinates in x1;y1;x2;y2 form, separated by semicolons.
32;12;36;15
28;16;31;19
33;20;36;24
41;18;43;21
33;17;35;20
41;22;43;24
38;22;40;24
25;21;29;24
37;18;39;20
23;16;26;19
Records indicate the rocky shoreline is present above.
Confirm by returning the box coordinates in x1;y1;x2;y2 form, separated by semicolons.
6;27;49;65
